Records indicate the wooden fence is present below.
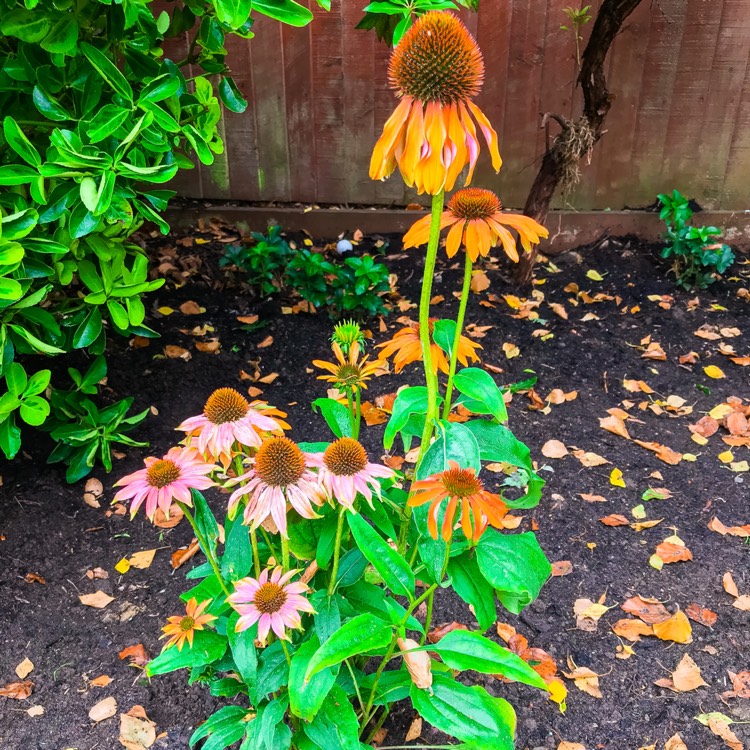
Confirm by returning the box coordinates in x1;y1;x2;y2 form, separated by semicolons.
169;0;750;211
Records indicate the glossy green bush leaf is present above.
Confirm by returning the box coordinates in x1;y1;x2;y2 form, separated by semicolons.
348;512;414;599
80;42;134;102
476;530;551;614
253;0;314;26
3;118;42;167
305;614;392;681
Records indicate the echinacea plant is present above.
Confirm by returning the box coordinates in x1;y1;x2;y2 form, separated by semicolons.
117;12;558;750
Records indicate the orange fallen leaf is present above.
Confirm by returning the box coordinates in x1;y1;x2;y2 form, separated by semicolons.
361;401;388;426
664;734;688;750
708;517;750;538
171;538;200;569
23;572;46;584
90;675;112;688
551;560;573;577
541;440;568;458
611;618;654;641
652;610;692;643
621;596;671;624
654;539;693;564
723;572;740;597
164;345;191;360
707;718;743;750
153;504;184;529
580;493;607;503
470;269;490;293
634;439;683;465
0;680;33;699
642;342;667;361
427;621;469;644
600;514;629;527
80;591;115;609
195;339;220;353
654;654;707;692
685;602;717;627
179;300;202;315
118;644;150;668
557;743;585;750
599;414;631;440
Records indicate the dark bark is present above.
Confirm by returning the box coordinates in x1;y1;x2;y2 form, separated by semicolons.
514;0;645;285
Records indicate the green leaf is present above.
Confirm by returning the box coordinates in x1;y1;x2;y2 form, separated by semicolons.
192;489;220;556
227;613;258;704
335;548;368;588
310;590;340;644
147;630;227;677
311;397;352;438
80;42;134;102
0;416;22;459
476;530;551;615
289;636;338;721
304;614;392;681
222;518;253;581
302;684;359;750
219;77;248;113
139;73;181;104
40;15;78;54
33;85;72;121
0;8;51;42
80;177;99;213
3;118;41;167
189;705;249;749
347;513;414;599
425;630;547;688
447;552;496;632
6;362;27;395
72;307;103;349
417;421;481;480
0;165;40;186
384;385;431;451
86;104;131;143
19;395;49;426
0;277;23;301
214;0;252;28
410;674;515;748
252;0;314;26
2;207;38;240
454;367;508;423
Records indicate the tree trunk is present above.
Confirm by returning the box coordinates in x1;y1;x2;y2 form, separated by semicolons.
514;0;645;285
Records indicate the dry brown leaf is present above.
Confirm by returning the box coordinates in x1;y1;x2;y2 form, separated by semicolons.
89;696;117;723
654;654;708;692
179;300;202;315
634;439;683;465
195;339;220;353
690;415;720;438
579;493;607;503
549;302;568;319
361;401;388;426
573;450;610;467
685;603;718;627
562;663;602;698
258;372;279;384
257;335;274;349
733;595;750;611
642;342;667;361
723;572;740;597
611;618;654;642
600;514;629;527
15;658;33;679
0;680;33;699
653;610;692;643
725;671;750;699
153;504;184;529
398;638;432;690
557;743;586;750
623;379;654;394
119;705;157;749
707;718;743;750
599;414;631;440
90;675;112;688
470;269;490;293
86;567;109;580
708;517;750;537
404;717;422;743
171;538;200;569
541;439;568;458
664;734;688;750
495;622;517;643
427;622;469;643
620;596;671;624
551;560;573;577
23;572;46;584
80;591;115;609
164;345;191;360
655;540;693;564
128;549;156;570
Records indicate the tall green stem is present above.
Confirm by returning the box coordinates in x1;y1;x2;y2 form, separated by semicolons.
250;529;261;578
421;538;452;645
178;502;231;598
442;252;473;420
328;506;347;597
416;189;445;466
281;535;290;572
354;387;362;439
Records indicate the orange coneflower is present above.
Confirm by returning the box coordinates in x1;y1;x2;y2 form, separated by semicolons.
376;320;481;374
408;462;508;542
403;188;549;262
161;598;217;651
312;341;381;393
370;12;501;195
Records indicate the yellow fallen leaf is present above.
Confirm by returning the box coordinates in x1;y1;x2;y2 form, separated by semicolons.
730;460;749;472
652;610;692;643
502;342;520;359
79;591;115;609
586;269;603;281
128;549;156;570
718;450;734;464
157;306;175;316
115;558;131;574
649;554;664;570
609;468;625;488
654;653;707;692
15;658;34;679
703;365;725;379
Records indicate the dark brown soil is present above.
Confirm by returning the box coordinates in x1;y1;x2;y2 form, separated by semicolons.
1;224;748;750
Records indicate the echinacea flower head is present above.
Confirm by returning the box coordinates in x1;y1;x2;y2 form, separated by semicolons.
376;320;481;375
307;437;395;510
177;388;285;467
114;446;214;521
161;598;217;651
331;319;366;355
312;342;381;393
403;188;549;262
409;461;508;542
370;12;501;195
228;567;315;644
227;436;325;536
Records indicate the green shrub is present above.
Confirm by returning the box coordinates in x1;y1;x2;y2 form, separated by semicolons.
0;0;322;470
658;190;734;289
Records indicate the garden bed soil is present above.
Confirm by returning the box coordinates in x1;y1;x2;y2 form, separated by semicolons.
1;223;749;750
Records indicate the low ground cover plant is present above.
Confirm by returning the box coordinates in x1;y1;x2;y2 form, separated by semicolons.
0;0;322;470
658;190;734;289
222;229;390;319
117;13;555;749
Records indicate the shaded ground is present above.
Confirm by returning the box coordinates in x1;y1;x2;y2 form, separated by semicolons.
1;222;749;750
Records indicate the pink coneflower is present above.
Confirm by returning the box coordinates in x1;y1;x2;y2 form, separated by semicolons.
113;446;214;520
228;567;315;644
307;437;394;511
227;437;326;536
177;388;285;467
161;598;217;651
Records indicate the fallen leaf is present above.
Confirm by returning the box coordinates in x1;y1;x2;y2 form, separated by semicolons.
557;742;585;750
726;671;750;699
642;342;667;361
654;537;693;564
707;718;743;750
89;696;118;723
600;514;629;527
609;468;626;488
664;735;688;750
119;644;150;668
361;401;388;426
586;269;603;281
23;572;46;584
195;339;220;353
257;335;274;348
427;621;469;643
80;591;115;609
621;596;671;624
572;450;610;467
580;492;607;503
549;302;568;319
653;610;692;643
179;301;202;315
119;705;157;749
15;658;34;679
723;572;739;597
600;415;631;440
26;704;44;717
708;517;750;538
0;680;33;699
733;595;750;611
562;663;602;698
551;560;573;577
404;717;422;743
164;345;191;360
128;549;156;570
541;440;568;458
654;654;707;692
611;618;654;642
153;505;184;529
91;675;113;688
502;342;520;359
398;637;432;690
704;365;726;379
470;269;490;293
171;538;200;569
685;603;718;627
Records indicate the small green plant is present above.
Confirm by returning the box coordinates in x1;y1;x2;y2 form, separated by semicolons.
220;226;293;296
0;362;50;460
658;190;734;290
285;249;337;308
45;356;149;482
330;255;390;318
561;4;592;68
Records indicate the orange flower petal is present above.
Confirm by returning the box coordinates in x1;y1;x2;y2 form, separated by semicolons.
370;96;413;181
421;100;448;195
467;100;502;172
444;104;468;191
445;219;465;258
398;99;425;187
487;219;520;262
